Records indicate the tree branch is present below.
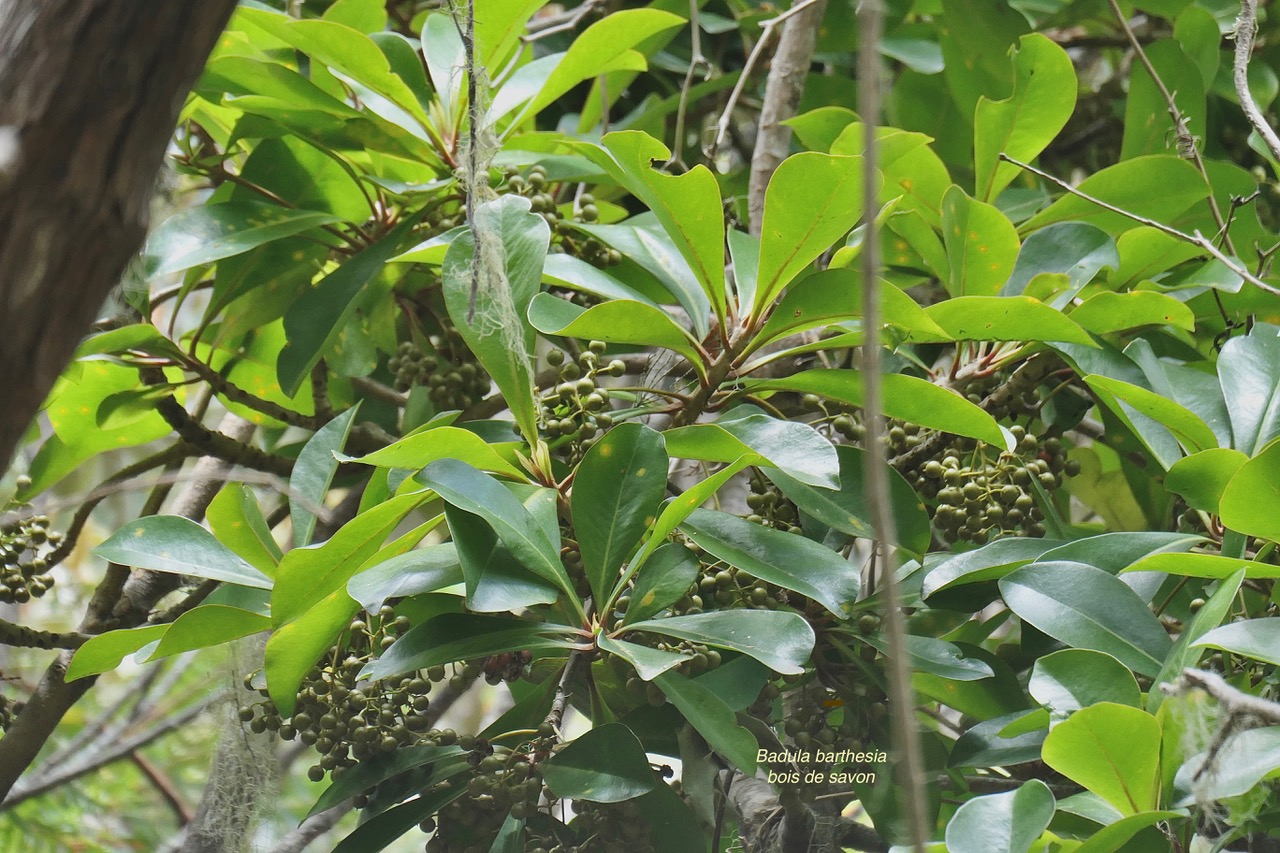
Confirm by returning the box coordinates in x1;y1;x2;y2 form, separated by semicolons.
1232;0;1280;164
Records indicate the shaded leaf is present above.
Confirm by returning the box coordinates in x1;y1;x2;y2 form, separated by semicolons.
95;516;272;590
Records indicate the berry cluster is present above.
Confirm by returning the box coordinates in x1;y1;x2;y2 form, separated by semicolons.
565;799;656;853
0;512;60;604
745;471;803;534
388;331;490;410
536;343;624;460
909;427;1079;545
504;166;621;271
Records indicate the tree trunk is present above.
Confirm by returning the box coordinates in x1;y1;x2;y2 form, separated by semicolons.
0;0;238;470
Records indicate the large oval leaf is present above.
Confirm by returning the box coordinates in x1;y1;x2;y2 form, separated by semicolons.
680;508;860;618
95;516;272;590
1220;441;1280;543
1191;617;1280;666
663;409;838;489
926;296;1094;345
999;562;1172;677
363;613;577;682
944;780;1056;853
543;723;658;803
623;610;814;675
1042;702;1161;815
1029;650;1141;720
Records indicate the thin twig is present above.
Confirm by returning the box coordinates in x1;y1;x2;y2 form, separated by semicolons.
666;0;712;170
704;0;824;162
1107;0;1231;252
1232;1;1280;163
859;0;927;849
1000;153;1280;297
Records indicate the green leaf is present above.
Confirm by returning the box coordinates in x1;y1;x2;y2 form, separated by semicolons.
627;458;751;575
1084;375;1217;454
573;424;668;604
597;634;688;681
999;562;1172;677
308;745;466;818
345;425;524;478
1042;702;1161;814
1038;531;1202;575
542;252;661;307
663;411;838;489
66;625;169;682
624;543;700;625
1003;222;1118;297
265;587;360;715
1124;552;1280;579
766;444;931;557
679;508;860;619
1219;332;1280;456
290;406;359;547
1029;650;1142;720
944;780;1056;853
277;213;422;396
1071;291;1195;335
543;723;658;803
475;0;549;68
926;296;1095;345
749;268;951;352
975;34;1076;202
749;370;1006;446
938;0;1029;119
1148;569;1243;713
364;613;576;682
1023;156;1209;234
525;12;684;117
272;492;427;626
207;484;281;575
442;195;548;441
576;132;726;324
754;153;867;317
331;781;466;853
95;516;272;590
1074;812;1185;853
445;504;560;613
1165;448;1248;514
923;538;1067;600
1172;727;1280;806
862;635;993;681
420;459;574;598
1121;41;1205;160
527;292;702;369
941;186;1020;296
143;201;340;279
950;711;1046;769
624;610;814;675
653;670;757;773
347;545;464;613
148;605;270;661
1220;441;1280;542
1191;617;1280;666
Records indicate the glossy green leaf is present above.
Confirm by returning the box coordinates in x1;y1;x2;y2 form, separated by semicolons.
941;186;1020;296
975;34;1076;202
1003;222;1118;297
290;406;358;548
331;779;466;853
1023;156;1208;234
527;292;702;369
364;613;576;682
95;516;272;590
475;0;549;67
442;195;548;442
542;252;661;307
1042;702;1161;814
749;370;1006;446
576;132;725;323
663;410;837;489
1085;375;1216;454
1218;332;1280;456
1165;448;1248;514
344;425;524;478
923;538;1067;600
653;670;757;773
1071;291;1195;335
754;153;866;316
148;605;270;661
679;508;860;619
950;711;1046;769
445;504;560;613
420;459;573;598
65;625;169;682
265;587;357;715
749;268;951;353
1148;569;1243;713
926;296;1094;345
862;635;993;681
543;723;657;803
627;458;750;575
938;0;1029;119
624;610;814;675
143;201;340;279
1123;552;1279;579
999;562;1172;677
573;424;668;604
1038;531;1201;575
1029;650;1142;720
1192;617;1280;666
346;545;464;612
944;780;1056;853
207;484;282;575
623;543;700;625
308;745;466;818
277;213;422;396
272;492;427;626
1220;441;1280;542
597;634;688;681
765;444;931;557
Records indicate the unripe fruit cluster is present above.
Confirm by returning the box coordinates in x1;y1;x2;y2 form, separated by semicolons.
745;471;804;534
503;166;620;272
0;511;60;604
389;331;490;410
535;342;624;461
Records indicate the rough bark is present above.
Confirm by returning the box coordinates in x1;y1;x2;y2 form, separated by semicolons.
0;0;238;471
